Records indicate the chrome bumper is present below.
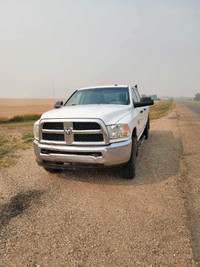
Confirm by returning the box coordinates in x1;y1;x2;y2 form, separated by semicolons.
34;139;132;168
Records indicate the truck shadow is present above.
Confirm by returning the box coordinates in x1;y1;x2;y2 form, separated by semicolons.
0;190;44;229
58;130;182;186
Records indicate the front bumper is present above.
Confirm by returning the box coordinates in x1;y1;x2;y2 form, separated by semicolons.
34;139;132;169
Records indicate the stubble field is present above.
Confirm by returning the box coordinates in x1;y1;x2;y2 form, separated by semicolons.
0;98;58;117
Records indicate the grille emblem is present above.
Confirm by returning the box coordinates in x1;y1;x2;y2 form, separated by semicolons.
65;128;71;135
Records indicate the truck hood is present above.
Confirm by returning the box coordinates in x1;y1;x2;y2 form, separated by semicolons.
41;105;132;125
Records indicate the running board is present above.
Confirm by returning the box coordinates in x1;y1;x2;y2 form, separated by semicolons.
137;135;146;150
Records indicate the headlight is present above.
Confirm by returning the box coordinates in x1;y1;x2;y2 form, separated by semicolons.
107;124;131;140
33;120;40;140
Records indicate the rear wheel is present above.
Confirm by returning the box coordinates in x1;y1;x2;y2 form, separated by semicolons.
122;136;137;179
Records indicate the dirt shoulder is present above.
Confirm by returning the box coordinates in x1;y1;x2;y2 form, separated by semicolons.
0;103;199;266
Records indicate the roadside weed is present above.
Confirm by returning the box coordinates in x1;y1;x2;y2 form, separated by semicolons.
0;133;33;169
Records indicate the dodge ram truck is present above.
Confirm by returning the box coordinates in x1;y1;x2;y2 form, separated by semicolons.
33;85;154;179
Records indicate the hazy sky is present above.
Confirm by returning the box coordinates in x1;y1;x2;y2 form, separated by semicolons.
0;0;200;99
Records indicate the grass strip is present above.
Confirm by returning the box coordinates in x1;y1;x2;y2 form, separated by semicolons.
0;133;34;168
0;114;41;124
150;101;175;120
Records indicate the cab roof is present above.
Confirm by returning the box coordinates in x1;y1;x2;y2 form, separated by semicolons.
77;85;129;91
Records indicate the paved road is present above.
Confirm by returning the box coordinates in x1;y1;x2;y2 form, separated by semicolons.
180;101;200;115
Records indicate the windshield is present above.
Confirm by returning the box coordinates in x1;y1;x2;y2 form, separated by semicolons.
65;87;130;106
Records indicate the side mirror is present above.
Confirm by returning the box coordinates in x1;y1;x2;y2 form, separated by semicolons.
141;97;152;102
134;98;154;108
54;101;63;109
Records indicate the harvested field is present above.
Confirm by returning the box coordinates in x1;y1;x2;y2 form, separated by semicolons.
0;98;60;118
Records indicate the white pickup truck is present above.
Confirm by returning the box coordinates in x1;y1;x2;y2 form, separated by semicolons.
33;85;154;179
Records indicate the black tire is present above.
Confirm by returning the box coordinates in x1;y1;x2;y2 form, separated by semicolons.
122;136;137;179
44;167;62;173
144;118;149;139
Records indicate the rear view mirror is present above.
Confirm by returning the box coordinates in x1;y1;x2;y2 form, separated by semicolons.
134;98;154;108
141;97;152;103
54;101;63;109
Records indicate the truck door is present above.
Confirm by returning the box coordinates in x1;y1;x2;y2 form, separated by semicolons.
131;88;144;138
135;88;147;131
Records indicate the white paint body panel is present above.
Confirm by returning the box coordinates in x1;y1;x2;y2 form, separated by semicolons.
41;105;133;126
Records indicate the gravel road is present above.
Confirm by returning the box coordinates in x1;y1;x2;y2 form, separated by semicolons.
0;103;199;266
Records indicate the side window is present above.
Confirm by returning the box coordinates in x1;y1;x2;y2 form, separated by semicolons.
132;88;139;103
135;89;141;102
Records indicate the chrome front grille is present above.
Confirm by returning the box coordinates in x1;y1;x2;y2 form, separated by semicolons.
40;119;108;145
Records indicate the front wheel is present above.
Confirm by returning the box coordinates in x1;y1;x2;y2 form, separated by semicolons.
122;136;137;179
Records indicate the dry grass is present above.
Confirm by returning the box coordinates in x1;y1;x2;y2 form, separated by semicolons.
150;101;175;120
0;114;41;124
0;133;34;168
